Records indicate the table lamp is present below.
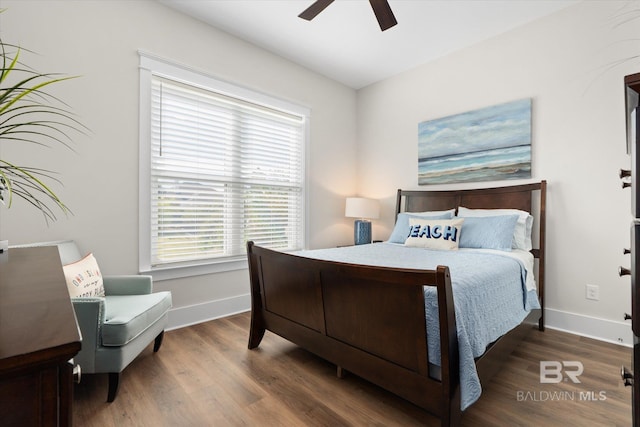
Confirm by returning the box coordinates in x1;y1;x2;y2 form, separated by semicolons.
345;197;380;245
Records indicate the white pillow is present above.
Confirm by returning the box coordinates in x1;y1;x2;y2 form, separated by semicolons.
411;209;456;218
388;209;455;243
457;206;533;250
404;218;464;250
63;253;105;298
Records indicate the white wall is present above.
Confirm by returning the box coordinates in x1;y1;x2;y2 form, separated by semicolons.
0;0;358;327
357;1;640;345
2;0;639;344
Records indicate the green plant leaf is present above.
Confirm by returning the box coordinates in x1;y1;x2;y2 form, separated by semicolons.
0;26;85;224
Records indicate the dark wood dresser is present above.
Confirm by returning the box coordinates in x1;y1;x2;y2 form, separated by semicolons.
0;246;81;426
621;71;640;426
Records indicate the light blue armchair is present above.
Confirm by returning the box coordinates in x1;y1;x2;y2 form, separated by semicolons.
16;240;172;402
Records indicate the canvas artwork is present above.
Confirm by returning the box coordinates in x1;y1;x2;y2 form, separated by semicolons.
418;98;532;185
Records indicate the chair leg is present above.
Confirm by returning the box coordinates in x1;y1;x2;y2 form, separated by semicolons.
153;330;165;352
107;372;120;403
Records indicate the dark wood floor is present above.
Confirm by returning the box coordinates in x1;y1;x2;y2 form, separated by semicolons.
73;312;633;426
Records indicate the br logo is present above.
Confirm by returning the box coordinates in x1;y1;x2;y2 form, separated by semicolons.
540;361;584;383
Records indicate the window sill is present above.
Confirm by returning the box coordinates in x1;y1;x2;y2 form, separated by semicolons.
140;257;248;281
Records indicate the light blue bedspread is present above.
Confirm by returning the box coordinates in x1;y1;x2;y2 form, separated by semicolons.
296;243;540;410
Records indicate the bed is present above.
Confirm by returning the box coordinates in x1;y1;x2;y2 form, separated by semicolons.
246;181;546;426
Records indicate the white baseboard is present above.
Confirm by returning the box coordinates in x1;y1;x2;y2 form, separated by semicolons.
166;293;251;331
545;308;633;348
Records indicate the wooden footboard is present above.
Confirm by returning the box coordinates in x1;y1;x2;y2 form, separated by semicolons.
247;241;462;425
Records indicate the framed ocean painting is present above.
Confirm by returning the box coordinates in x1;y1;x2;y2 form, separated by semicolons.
418;98;532;185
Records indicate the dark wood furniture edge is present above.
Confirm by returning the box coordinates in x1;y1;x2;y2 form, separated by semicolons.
0;246;81;427
626;72;640;92
0;342;81;376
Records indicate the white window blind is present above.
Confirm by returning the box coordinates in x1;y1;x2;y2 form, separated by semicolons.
148;75;306;268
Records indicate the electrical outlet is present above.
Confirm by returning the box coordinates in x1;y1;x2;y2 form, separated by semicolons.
586;284;600;301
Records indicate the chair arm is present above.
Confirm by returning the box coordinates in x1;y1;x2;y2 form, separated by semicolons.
103;275;153;295
71;297;105;373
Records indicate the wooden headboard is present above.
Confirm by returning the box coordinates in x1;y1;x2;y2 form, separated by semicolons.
395;181;547;329
396;181;546;214
395;182;546;252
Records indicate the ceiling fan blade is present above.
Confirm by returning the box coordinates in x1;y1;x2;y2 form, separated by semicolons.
369;0;397;31
298;0;335;21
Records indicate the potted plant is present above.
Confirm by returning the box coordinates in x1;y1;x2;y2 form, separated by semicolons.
0;22;84;224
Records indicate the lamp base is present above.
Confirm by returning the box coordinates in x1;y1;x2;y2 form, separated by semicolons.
354;220;372;245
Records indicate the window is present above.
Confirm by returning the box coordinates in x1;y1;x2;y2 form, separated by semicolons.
139;52;308;279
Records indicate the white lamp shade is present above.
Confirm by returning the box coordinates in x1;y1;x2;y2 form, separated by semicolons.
345;197;380;219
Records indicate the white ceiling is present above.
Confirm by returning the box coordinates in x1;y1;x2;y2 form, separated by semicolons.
159;0;579;89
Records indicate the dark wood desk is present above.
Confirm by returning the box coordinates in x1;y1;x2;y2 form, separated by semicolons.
0;247;81;426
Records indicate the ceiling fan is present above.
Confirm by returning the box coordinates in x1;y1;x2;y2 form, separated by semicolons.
298;0;398;32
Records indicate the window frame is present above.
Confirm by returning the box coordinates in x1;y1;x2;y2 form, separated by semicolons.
138;51;310;280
